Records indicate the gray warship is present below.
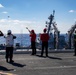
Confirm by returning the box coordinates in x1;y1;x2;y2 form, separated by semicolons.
36;10;76;50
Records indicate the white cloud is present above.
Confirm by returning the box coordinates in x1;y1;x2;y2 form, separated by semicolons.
0;18;73;34
0;19;44;34
0;4;4;8
69;10;75;13
0;19;7;22
0;19;72;34
57;22;73;34
2;11;8;14
0;19;36;24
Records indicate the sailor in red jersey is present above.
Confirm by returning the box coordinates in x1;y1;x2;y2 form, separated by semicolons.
30;30;36;55
40;28;49;57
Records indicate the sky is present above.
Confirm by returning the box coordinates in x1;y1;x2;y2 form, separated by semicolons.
0;0;76;34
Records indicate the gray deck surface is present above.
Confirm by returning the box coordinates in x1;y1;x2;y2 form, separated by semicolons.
0;49;76;75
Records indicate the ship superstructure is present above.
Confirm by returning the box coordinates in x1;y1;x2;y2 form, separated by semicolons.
45;10;65;49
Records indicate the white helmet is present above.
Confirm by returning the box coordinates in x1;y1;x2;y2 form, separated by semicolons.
7;30;11;33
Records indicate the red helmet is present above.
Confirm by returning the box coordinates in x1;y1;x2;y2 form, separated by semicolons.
43;28;47;32
31;30;34;33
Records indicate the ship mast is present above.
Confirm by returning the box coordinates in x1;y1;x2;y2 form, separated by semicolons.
68;22;76;49
46;10;60;49
47;10;55;34
68;22;76;35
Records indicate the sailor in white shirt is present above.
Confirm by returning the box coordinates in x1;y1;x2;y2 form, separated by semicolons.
5;30;16;63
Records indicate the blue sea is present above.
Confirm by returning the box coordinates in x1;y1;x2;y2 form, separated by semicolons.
0;34;66;47
0;34;31;47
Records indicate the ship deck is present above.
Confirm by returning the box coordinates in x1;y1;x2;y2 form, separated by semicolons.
0;49;76;75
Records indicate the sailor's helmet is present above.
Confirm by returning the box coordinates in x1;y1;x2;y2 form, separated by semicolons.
31;30;34;33
7;30;11;34
43;28;47;32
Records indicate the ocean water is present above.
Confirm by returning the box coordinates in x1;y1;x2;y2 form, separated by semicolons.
0;34;66;47
0;34;31;47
